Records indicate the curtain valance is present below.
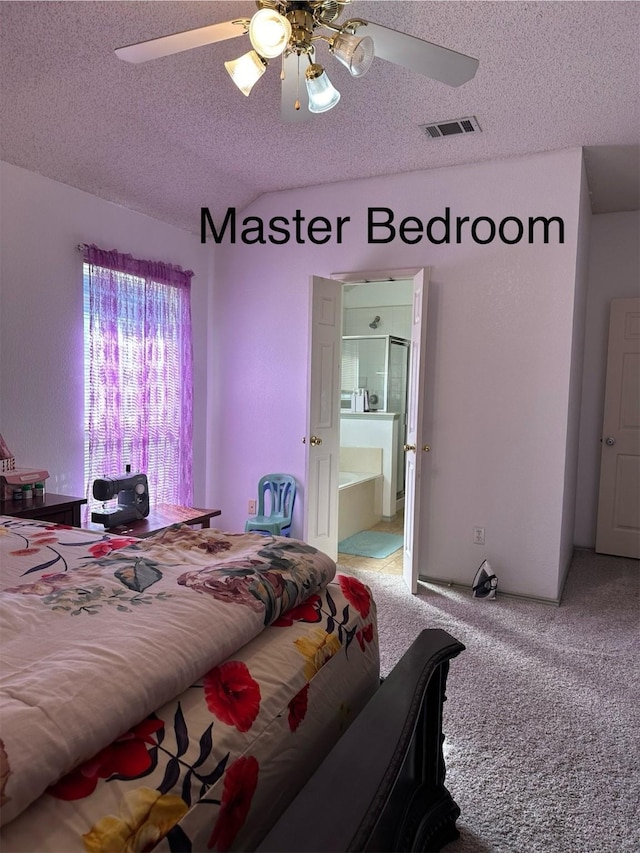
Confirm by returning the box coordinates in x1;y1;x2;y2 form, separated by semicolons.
82;244;194;290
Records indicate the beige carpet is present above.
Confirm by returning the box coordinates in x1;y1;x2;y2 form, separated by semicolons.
343;549;639;853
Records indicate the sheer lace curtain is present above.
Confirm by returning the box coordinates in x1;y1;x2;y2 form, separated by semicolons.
83;244;194;513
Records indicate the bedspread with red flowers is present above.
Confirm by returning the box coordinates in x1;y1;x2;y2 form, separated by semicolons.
0;516;337;830
0;568;379;852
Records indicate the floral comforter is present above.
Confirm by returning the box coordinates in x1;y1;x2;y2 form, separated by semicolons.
1;573;379;851
0;517;339;832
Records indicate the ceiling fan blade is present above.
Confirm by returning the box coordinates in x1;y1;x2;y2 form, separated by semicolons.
115;20;248;64
359;21;478;87
281;52;313;123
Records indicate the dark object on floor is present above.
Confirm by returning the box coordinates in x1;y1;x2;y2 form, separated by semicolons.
472;559;498;599
258;629;465;852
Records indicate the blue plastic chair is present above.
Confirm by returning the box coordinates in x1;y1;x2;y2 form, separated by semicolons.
245;474;296;537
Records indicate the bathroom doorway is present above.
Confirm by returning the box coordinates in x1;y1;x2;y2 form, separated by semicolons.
337;280;413;575
306;267;429;592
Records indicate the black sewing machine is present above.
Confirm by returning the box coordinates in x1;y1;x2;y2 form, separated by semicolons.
91;471;150;528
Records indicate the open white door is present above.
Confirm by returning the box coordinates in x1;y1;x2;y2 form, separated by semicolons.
403;270;430;593
595;297;640;558
304;276;343;560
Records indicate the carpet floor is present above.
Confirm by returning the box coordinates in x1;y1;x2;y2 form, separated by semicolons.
342;550;639;853
338;530;404;559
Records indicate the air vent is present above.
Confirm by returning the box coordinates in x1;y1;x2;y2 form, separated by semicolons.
419;116;481;139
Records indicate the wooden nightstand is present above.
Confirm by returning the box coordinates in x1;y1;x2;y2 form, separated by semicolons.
1;493;87;527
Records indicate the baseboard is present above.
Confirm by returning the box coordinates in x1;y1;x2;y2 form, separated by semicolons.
417;575;561;607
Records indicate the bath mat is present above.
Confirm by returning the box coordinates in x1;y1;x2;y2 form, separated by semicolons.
338;531;404;559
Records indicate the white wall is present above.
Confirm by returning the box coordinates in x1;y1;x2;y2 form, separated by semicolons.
213;148;586;601
558;157;592;598
1;150;599;602
0;162;213;506
574;210;640;547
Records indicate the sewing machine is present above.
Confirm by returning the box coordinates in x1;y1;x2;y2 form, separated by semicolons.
91;471;150;528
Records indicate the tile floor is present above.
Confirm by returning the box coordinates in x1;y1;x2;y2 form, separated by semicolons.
337;511;404;575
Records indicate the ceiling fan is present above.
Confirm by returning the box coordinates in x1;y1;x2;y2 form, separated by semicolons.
115;0;479;122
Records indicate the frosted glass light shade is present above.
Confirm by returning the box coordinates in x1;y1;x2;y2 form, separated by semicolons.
331;32;375;77
305;64;341;113
249;9;292;59
224;51;267;96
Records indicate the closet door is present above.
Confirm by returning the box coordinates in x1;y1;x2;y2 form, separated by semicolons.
595;297;640;558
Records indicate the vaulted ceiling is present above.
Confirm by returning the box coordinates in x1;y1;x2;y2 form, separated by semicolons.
1;1;638;233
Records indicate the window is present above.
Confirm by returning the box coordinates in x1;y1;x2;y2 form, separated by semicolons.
83;245;193;514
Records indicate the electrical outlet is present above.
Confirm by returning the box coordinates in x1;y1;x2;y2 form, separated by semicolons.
248;499;257;515
473;526;485;545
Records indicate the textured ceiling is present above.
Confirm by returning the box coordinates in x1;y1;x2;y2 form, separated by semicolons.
1;1;639;233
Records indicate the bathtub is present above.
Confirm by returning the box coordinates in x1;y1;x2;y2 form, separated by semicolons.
338;471;383;542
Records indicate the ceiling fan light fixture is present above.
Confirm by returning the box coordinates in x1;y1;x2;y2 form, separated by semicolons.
224;50;267;96
305;63;341;113
331;32;375;77
249;8;292;59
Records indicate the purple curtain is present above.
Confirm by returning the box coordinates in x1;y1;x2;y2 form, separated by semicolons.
84;244;194;509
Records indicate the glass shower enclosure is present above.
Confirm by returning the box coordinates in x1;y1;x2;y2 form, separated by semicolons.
341;335;411;498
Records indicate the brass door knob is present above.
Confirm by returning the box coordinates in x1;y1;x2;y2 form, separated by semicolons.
310;435;323;447
403;443;416;452
423;444;431;452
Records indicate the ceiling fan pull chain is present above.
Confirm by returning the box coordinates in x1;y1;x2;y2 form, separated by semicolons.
295;53;301;111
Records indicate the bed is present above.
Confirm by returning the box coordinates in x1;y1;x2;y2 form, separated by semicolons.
0;515;464;852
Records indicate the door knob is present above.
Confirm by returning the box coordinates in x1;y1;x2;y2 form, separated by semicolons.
423;444;431;452
403;443;416;452
310;435;323;447
605;436;616;446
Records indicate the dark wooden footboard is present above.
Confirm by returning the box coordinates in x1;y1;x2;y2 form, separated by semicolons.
258;629;465;852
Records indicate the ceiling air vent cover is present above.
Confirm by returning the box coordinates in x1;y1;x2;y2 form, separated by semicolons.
420;116;481;139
